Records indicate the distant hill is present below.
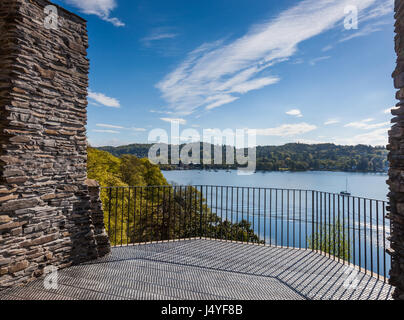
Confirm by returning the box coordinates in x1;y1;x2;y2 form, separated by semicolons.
97;143;388;173
98;143;153;159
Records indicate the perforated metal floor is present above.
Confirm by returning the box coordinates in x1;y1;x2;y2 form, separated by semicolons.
0;239;393;300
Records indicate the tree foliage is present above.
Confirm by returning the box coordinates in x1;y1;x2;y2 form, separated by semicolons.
308;219;351;261
87;147;261;246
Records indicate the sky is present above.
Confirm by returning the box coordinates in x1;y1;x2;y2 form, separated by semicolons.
53;0;397;147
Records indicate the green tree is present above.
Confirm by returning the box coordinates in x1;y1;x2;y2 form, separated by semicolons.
88;147;261;246
308;219;351;261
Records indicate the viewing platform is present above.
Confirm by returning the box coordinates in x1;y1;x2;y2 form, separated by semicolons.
0;239;392;300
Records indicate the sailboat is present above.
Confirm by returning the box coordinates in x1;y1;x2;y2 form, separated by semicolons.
340;178;351;196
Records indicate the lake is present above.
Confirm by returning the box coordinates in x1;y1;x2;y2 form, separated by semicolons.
162;170;391;277
162;170;389;201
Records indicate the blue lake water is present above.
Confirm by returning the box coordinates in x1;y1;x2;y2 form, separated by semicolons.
162;170;389;201
162;170;391;278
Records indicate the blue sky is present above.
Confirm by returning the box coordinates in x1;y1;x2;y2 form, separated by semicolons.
54;0;396;147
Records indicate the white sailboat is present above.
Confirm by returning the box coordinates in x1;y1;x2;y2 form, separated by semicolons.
340;178;351;196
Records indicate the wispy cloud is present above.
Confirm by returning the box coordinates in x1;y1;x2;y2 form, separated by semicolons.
160;117;187;125
205;95;239;110
324;119;340;125
96;123;124;129
344;118;389;129
95;123;146;132
254;123;317;137
141;27;179;46
322;45;333;52
93;129;120;134
337;128;388;146
157;0;378;116
88;90;121;108
309;56;331;66
297;127;388;146
361;0;394;23
131;127;147;132
64;0;124;27
150;109;174;115
286;109;303;118
384;106;397;114
339;22;385;42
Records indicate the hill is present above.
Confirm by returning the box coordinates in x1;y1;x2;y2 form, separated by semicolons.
97;143;388;173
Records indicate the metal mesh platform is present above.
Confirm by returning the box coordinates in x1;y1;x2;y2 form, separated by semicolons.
0;239;393;300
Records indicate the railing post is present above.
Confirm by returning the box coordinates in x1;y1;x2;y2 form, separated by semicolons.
200;186;203;239
108;188;112;239
312;190;315;252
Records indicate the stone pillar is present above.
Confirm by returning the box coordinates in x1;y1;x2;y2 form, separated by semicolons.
86;179;111;257
388;0;404;301
0;0;110;289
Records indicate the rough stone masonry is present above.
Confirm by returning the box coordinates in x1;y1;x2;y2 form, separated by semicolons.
388;0;404;301
0;0;110;289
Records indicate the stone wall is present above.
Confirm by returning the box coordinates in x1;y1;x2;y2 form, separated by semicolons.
0;0;110;289
388;0;404;301
86;179;111;258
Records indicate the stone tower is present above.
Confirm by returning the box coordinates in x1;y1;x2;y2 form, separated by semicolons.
0;0;109;289
388;0;404;301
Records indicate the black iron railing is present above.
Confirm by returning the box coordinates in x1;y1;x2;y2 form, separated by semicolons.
101;185;391;282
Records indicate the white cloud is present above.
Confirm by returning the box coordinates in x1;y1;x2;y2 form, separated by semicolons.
230;77;280;94
96;123;124;129
131;127;147;132
336;128;388;146
64;0;124;26
309;56;331;66
160;117;187;125
324;119;340;125
95;123;146;132
93;129;120;134
361;0;394;23
142;28;178;46
254;123;317;137
322;45;333;52
205;95;239;110
286;109;303;118
296;127;388;146
384;106;398;114
339;22;385;42
150;109;174;115
344;118;389;130
143;33;178;42
157;0;378;115
88;90;120;108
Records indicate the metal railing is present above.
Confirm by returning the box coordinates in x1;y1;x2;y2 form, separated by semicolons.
101;185;391;282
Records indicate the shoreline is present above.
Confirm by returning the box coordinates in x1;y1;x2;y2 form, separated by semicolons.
160;168;388;175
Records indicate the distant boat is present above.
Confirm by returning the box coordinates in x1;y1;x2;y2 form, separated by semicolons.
340;178;351;196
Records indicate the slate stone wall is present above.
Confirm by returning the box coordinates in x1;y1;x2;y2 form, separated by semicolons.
0;0;110;289
388;0;404;301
